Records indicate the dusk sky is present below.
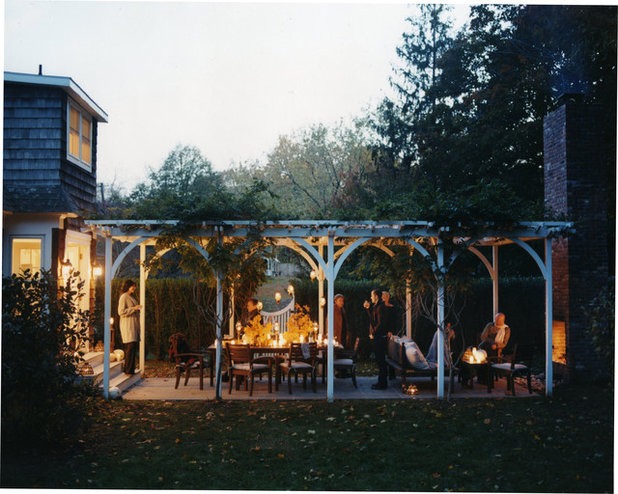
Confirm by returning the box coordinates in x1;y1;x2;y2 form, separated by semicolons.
5;1;472;191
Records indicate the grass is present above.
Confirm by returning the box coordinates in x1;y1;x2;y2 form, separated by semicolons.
1;383;612;491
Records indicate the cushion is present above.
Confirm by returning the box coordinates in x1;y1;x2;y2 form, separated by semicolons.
492;363;528;371
403;341;430;370
232;363;268;371
281;361;312;369
333;358;353;366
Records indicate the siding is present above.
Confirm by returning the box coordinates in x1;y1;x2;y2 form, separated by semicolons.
4;82;98;211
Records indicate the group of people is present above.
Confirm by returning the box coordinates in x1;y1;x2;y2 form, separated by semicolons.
117;280;510;386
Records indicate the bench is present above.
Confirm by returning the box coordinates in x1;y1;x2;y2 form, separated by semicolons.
385;335;457;388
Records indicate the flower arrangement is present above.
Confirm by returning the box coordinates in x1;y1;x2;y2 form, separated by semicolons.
283;304;315;343
242;316;273;346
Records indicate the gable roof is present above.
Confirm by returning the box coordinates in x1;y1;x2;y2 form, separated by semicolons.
4;71;108;123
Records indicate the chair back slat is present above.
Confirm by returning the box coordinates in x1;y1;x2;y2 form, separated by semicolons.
289;342;318;362
227;343;252;364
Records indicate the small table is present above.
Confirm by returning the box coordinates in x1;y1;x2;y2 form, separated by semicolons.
460;360;492;393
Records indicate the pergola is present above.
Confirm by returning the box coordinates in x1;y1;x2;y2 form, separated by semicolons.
85;219;570;401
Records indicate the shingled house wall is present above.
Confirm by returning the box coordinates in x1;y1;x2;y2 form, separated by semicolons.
543;95;613;380
3;82;98;211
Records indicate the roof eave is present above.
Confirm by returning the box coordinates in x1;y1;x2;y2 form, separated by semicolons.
4;71;109;123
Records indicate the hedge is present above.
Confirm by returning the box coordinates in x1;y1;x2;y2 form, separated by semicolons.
96;276;545;361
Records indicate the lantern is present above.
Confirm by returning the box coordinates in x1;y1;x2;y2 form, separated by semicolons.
274;292;282;304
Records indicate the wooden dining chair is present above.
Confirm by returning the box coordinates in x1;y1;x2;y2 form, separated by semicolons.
278;342;318;394
333;337;360;388
168;333;207;390
490;344;534;395
225;343;272;396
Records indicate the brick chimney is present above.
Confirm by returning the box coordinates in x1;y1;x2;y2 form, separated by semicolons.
543;94;612;381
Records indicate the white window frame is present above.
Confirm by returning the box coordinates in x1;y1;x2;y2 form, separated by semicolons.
10;235;44;276
67;99;93;172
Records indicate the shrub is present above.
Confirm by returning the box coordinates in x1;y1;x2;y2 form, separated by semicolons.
2;270;96;451
585;283;614;381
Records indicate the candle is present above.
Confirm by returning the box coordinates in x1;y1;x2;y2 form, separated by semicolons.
299;335;304;343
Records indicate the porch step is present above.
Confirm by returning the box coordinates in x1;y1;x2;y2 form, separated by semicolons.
77;351;143;397
82;351;104;367
105;370;142;396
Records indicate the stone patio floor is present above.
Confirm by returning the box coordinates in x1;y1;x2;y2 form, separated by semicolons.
122;375;538;401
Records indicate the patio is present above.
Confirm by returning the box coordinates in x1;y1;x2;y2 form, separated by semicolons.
122;375;537;401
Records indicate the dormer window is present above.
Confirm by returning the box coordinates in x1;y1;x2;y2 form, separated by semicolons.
68;102;92;170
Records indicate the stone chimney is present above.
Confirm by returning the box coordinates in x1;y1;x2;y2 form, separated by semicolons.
543;94;613;381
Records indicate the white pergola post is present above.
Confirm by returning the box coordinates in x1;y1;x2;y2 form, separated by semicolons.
229;285;235;337
318;243;325;336
139;243;146;376
406;280;412;339
215;270;223;400
103;234;112;400
545;238;553;396
326;233;335;402
492;245;499;317
436;242;445;399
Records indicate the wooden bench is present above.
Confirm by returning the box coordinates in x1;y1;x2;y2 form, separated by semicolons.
385;336;457;388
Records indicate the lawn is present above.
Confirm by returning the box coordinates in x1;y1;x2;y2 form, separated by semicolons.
1;383;612;492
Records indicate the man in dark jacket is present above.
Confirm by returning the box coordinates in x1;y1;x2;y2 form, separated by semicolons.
364;289;388;389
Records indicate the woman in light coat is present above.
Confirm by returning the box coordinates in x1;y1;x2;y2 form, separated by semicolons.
118;280;141;375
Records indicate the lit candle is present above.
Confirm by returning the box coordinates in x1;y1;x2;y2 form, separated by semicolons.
287;284;294;296
300;335;304;343
275;292;282;304
274;321;280;333
310;270;317;281
320;297;326;307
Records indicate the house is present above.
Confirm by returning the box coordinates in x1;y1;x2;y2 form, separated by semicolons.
3;69;108;342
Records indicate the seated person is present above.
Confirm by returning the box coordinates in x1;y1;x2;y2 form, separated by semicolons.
478;312;510;358
425;323;456;367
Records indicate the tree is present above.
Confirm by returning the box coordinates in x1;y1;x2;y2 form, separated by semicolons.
224;122;375;218
365;4;615;224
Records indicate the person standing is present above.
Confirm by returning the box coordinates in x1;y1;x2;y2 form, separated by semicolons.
381;291;399;339
364;289;387;390
327;293;350;349
118;280;141;375
245;298;262;325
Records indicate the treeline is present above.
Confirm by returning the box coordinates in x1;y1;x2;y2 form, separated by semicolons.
97;5;616;227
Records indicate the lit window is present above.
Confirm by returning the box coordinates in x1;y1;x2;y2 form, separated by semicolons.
68;103;92;167
12;238;42;275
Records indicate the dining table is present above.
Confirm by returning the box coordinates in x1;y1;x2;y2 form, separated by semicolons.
206;340;342;388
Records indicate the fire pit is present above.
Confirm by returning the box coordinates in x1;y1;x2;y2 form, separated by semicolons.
460;347;491;392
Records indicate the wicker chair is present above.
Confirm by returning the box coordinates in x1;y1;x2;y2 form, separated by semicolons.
226;343;272;396
278;342;319;394
168;333;207;390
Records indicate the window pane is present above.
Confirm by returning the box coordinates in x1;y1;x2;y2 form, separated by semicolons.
81;117;91;164
70;107;80;132
82;139;91;164
12;238;42;275
69;129;80;157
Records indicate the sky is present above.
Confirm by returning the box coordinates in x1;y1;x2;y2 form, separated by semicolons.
4;0;470;192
